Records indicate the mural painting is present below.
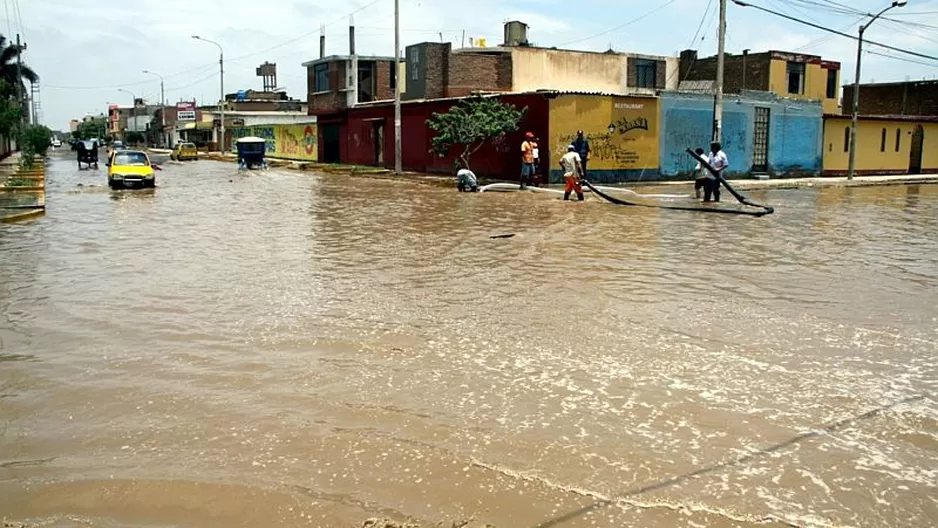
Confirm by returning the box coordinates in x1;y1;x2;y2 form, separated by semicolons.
231;123;318;162
548;95;658;180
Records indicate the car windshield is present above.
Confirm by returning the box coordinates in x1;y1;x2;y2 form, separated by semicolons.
182;143;195;148
113;152;149;166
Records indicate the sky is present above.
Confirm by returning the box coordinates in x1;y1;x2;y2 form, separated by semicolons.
6;0;938;131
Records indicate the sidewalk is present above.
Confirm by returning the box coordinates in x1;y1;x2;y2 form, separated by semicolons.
658;173;938;191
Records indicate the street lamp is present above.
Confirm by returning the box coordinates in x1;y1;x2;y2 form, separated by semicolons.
117;88;136;142
143;69;166;147
192;35;225;154
847;0;907;180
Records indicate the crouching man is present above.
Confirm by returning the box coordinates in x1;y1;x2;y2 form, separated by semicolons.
457;162;478;192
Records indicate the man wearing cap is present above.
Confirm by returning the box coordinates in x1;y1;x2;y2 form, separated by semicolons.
572;130;591;178
559;144;585;201
520;132;538;189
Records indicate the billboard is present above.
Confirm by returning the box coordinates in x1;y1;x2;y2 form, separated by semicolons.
109;104;119;122
176;101;196;121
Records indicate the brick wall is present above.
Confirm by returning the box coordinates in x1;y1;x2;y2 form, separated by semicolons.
447;53;511;97
307;61;348;115
681;52;772;93
842;82;938;116
374;61;396;101
424;43;450;99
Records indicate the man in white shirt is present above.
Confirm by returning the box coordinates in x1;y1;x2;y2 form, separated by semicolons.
456;161;477;192
705;141;728;203
559;145;584;201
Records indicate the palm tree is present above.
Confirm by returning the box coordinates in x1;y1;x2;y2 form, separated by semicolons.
0;34;38;99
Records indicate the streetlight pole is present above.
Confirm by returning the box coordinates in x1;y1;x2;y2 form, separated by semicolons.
393;0;402;175
143;70;166;147
118;88;136;143
847;0;907;180
192;36;225;154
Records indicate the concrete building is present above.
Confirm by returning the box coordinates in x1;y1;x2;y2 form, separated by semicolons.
658;90;823;178
841;79;938;116
680;49;841;114
302;54;406;115
404;21;679;101
822;114;938;175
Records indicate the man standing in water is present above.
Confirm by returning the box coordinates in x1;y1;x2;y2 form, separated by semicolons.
572;130;591;178
705;141;728;203
560;145;585;201
520;132;537;189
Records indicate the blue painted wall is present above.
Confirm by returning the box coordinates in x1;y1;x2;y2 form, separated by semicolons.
659;90;822;178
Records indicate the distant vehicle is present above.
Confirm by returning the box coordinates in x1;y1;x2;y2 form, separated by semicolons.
106;149;158;189
77;140;99;170
170;142;198;161
236;137;268;170
106;140;126;158
51;138;62;148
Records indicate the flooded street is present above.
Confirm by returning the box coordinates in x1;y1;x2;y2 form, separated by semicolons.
1;152;936;528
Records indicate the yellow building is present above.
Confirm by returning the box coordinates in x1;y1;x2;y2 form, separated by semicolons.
822;115;938;175
680;49;841;114
547;93;659;182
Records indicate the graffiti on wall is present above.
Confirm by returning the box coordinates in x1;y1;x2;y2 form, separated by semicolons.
231;124;318;161
549;95;658;171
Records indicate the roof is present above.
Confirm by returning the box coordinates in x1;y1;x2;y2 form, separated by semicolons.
302;54;398;67
842;79;938;89
453;45;674;61
345;89;657;110
823;113;938;122
236;136;267;143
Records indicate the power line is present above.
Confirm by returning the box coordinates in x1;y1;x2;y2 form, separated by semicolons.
557;0;681;47
665;0;717;86
732;1;938;62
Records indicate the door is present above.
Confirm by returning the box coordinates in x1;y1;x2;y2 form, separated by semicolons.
374;122;385;166
909;125;924;174
752;107;770;173
322;123;341;163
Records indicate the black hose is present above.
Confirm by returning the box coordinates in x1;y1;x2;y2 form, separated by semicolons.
580;150;774;217
685;148;775;215
580;179;772;217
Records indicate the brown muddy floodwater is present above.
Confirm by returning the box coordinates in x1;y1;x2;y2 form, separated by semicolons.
0;152;936;528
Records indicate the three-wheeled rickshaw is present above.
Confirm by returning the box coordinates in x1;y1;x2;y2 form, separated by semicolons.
236;137;268;170
77;140;99;170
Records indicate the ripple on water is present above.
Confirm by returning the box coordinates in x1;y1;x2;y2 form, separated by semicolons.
0;155;936;527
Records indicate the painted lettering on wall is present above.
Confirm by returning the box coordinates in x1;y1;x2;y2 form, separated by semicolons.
611;117;649;135
231;124;318;161
556;131;639;165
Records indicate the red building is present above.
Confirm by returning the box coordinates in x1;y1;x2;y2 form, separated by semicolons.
317;92;550;180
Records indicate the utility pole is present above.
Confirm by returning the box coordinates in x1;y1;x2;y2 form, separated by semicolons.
394;0;402;175
712;0;727;143
143;70;166;147
15;34;24;124
192;36;226;153
847;1;907;180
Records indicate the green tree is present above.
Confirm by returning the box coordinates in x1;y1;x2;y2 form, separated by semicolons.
75;118;106;141
0;80;21;137
0;35;38;99
125;131;145;145
426;95;527;170
20;124;52;157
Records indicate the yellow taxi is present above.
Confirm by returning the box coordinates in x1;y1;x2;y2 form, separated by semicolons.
107;149;159;189
170;142;198;161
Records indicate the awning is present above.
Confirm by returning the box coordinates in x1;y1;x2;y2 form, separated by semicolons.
182;121;215;130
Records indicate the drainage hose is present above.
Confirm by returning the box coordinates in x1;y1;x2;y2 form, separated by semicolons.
581;150;774;217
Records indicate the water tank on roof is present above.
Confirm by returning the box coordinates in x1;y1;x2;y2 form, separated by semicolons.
503;21;529;47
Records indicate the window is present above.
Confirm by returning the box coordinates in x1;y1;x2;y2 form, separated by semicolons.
844;127;850;152
635;59;657;89
410;48;420;81
880;128;887;152
390;62;396;90
313;63;329;92
787;61;806;95
895;128;901;152
826;69;837;99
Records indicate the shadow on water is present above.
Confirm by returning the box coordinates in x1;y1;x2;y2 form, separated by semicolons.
534;395;926;528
